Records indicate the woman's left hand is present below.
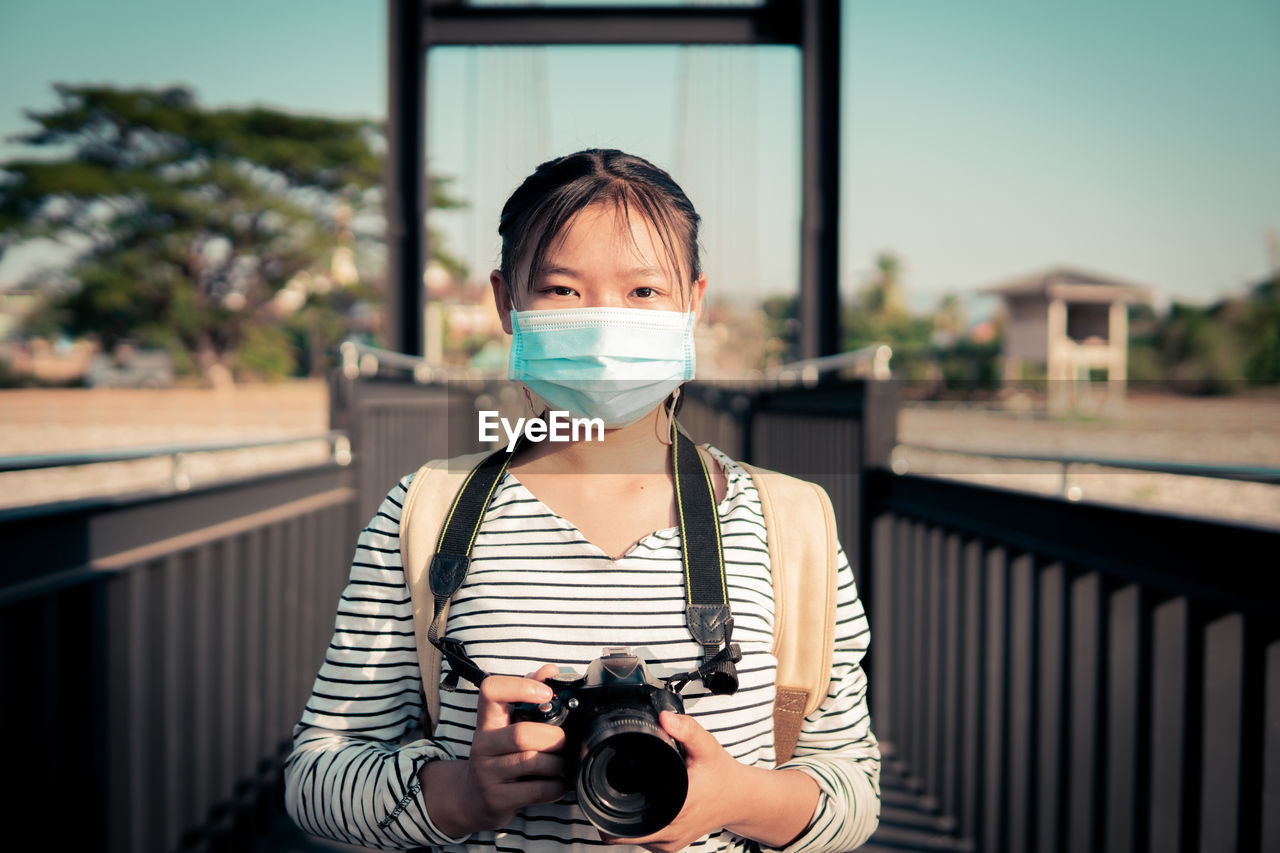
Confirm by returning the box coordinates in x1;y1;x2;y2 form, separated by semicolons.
601;710;745;852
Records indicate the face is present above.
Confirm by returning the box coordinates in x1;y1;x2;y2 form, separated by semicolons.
491;202;707;334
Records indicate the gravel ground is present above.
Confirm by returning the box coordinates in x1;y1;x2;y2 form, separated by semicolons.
895;390;1280;528
0;382;332;509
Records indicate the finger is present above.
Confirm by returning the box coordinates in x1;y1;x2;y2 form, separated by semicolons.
475;675;554;732
477;720;567;757
665;706;727;758
486;749;566;782
525;663;561;682
655;706;696;742
488;777;568;811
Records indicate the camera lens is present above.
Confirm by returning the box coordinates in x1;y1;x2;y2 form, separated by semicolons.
577;711;688;837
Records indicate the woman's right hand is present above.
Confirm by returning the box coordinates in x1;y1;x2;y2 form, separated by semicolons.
424;664;568;837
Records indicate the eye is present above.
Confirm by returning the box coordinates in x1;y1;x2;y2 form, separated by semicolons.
632;286;657;299
540;285;578;297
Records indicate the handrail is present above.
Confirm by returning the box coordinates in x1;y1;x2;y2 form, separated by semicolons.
0;432;352;496
765;343;893;383
339;340;503;383
894;441;1280;486
0;431;351;473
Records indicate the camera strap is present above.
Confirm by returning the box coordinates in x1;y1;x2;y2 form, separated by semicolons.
669;417;741;695
424;417;740;695
424;443;515;691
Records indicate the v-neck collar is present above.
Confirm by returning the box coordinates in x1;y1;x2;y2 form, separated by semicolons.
499;444;744;562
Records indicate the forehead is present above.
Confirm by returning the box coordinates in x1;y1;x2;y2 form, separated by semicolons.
517;200;684;286
547;203;667;265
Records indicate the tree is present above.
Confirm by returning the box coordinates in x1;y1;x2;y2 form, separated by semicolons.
760;293;799;364
0;84;465;383
857;252;907;319
932;292;966;343
1158;301;1244;393
1243;274;1280;383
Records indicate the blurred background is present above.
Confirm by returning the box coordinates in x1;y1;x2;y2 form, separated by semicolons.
1;0;1278;520
1;2;1278;852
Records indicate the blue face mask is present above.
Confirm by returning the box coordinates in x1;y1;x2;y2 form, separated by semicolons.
507;306;696;428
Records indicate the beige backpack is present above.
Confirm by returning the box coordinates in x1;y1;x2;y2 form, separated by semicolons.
399;451;839;763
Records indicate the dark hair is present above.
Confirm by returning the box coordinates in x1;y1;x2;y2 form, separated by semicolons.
497;149;702;304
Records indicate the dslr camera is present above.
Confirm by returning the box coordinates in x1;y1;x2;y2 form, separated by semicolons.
512;647;688;837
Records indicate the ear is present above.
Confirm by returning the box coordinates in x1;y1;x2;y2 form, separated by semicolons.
688;273;708;325
490;269;514;335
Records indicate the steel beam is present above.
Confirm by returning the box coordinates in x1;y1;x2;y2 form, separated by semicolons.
422;3;801;47
386;0;426;356
799;0;841;358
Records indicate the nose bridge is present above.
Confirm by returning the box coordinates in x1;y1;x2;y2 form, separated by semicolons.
588;291;626;309
580;277;627;309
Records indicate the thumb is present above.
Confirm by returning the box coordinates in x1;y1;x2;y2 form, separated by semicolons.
660;710;715;755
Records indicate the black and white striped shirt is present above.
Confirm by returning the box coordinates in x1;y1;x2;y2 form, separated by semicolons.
284;447;880;852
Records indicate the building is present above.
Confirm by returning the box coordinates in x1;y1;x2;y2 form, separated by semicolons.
981;266;1152;413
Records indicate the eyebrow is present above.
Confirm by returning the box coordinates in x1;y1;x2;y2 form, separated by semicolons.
540;264;667;280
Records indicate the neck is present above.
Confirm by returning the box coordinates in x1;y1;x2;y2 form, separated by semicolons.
513;406;674;476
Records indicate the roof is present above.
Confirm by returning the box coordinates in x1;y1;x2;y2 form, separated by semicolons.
978;266;1153;304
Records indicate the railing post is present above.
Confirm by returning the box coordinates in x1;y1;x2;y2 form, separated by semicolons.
172;451;191;491
858;378;898;628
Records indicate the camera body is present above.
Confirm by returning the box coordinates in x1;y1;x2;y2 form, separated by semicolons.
511;647;688;837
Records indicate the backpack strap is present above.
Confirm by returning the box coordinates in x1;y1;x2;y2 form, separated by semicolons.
739;462;840;764
400;451;490;734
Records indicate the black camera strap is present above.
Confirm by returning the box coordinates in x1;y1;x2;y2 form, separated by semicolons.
670;418;740;695
424;416;740;695
424;444;515;691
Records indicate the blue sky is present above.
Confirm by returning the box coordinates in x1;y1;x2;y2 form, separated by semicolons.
1;0;1277;313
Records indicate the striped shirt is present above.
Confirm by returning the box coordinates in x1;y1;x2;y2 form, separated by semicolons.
284;446;880;852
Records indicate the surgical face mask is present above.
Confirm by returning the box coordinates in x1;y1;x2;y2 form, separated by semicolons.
507;306;696;428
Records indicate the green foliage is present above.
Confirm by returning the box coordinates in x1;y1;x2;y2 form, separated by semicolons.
234;323;297;380
843;308;934;351
1126;340;1164;382
1242;275;1280;383
1159;302;1246;393
0;84;465;383
1122;281;1280;392
760;293;799;364
857;253;906;317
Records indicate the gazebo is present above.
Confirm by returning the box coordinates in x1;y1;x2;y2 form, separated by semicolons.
981;266;1152;412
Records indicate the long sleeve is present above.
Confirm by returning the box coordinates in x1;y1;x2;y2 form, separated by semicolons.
769;545;881;852
283;474;468;850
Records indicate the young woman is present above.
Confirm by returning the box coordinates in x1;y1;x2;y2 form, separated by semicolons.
284;149;880;852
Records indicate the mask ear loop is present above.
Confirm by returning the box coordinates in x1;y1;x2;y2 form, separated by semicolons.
658;387;681;446
522;386;550;425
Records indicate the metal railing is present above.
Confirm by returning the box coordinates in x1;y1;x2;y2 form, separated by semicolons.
893;442;1280;487
1;455;357;852
0;432;352;497
866;470;1280;853
764;343;894;384
0;432;351;473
